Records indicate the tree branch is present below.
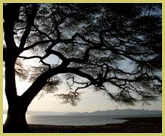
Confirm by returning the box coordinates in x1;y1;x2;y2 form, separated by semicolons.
3;4;20;50
23;40;55;51
33;24;53;40
19;4;38;50
21;64;97;106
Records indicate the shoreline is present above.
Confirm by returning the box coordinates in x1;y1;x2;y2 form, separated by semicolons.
28;117;162;133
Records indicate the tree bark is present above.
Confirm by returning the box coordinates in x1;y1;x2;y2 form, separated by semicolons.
3;96;30;133
3;4;38;133
4;53;30;133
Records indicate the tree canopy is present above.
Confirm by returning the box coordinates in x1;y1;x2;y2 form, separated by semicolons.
3;3;162;107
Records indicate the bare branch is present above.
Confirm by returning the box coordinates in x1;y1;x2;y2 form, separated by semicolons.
23;40;55;51
19;4;38;49
33;24;53;40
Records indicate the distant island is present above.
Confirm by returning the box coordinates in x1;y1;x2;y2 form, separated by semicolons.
66;109;162;116
3;109;162;116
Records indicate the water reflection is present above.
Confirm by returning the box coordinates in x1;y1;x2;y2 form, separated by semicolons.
3;114;127;125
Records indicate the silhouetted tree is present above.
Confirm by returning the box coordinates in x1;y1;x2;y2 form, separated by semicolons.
3;3;162;132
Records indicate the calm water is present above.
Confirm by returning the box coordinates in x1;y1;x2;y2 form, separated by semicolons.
3;114;161;126
3;114;127;126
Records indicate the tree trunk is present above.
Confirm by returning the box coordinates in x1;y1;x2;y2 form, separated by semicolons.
3;96;31;133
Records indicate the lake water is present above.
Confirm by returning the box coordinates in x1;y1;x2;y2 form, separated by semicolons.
27;115;128;126
3;114;161;126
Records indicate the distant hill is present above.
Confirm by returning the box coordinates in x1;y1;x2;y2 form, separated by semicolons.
66;109;162;116
3;109;162;116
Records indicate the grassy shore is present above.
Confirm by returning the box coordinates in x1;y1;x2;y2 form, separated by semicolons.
28;117;162;133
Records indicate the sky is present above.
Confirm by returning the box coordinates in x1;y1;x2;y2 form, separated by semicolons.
3;4;162;112
3;39;162;113
3;81;162;112
3;53;162;112
3;55;162;113
3;50;162;113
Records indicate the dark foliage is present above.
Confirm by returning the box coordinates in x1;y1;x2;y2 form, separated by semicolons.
3;3;162;108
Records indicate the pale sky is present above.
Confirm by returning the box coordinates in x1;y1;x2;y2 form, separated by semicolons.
3;4;162;113
3;50;162;113
3;78;162;112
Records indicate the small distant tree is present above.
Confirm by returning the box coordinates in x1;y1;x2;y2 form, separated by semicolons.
3;3;162;132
